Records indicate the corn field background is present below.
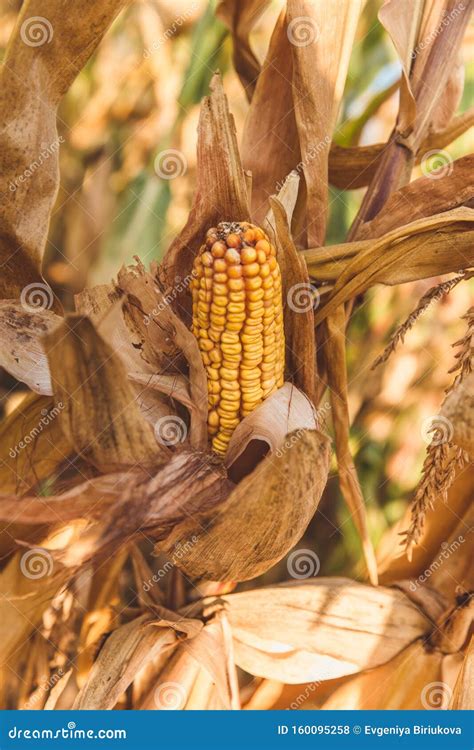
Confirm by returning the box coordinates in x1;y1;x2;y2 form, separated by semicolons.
0;0;473;713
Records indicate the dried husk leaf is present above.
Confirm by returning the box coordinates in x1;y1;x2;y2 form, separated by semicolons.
241;11;300;226
270;198;317;402
450;636;474;709
328;109;474;189
0;301;60;395
322;640;443;709
222;578;431;683
43;315;167;472
310;208;474;323
74;610;203;710
216;0;272;101
287;0;363;245
0;0;127;300
225;383;320;471
160;73;251;320
441;372;474;455
161;429;330;582
322;307;378;585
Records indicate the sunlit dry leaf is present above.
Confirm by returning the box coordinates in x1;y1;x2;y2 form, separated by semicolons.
74;610;203;710
222;578;431;683
216;0;272;100
160;72;251;320
441;373;474;456
0;0;127;300
450;636;474;709
43;315;167;472
162;429;330;582
0;301;60;395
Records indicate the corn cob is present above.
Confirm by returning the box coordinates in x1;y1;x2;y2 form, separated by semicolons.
191;222;285;455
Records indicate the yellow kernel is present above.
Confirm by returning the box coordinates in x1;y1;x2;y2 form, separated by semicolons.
221;331;240;344
262;276;274;289
225;248;241;264
211;241;227;258
247;289;264;302
214;258;227;273
204;267;213;278
255;239;271;256
220;390;240;403
226;321;245;331
210;314;226;326
213;295;228;307
208;410;219;428
268;256;277;271
261;361;276;373
221;380;240;393
242;228;256;243
245;276;262;291
241;246;257;264
227;302;245;314
211;302;226;315
220;367;239;380
229;290;245;301
241;333;262;345
256;249;267;264
228;265;243;279
220;417;240;429
221;343;242;356
208;380;220;394
242;262;260;278
227;233;241;248
209;348;222;364
209;330;221;342
207;367;220;381
229;278;244;291
213;283;227;296
201;251;213;267
260;263;271;278
215;273;228;283
199;338;213;352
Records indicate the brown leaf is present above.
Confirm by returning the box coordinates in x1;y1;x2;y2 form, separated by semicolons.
216;0;272;101
322;307;378;586
160;73;251;321
74;610;203;710
223;578;431;683
441;372;474;455
450;635;474;709
0;0;127;300
161;429;330;581
287;0;363;245
270;197;317;402
0;301;61;395
43;315;167;472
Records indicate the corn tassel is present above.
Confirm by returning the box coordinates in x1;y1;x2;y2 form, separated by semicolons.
191;222;285;454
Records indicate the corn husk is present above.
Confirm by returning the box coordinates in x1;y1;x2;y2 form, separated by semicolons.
450;636;474;709
441;373;474;455
220;578;431;684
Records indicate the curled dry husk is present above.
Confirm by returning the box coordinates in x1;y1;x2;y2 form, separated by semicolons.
0;73;331;586
216;578;431;684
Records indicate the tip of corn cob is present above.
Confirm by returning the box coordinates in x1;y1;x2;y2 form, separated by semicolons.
191;221;285;455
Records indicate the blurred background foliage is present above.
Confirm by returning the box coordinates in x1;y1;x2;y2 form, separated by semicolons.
0;0;473;580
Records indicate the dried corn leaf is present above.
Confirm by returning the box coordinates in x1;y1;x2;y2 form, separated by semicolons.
322;307;378;585
216;0;272;100
162;429;330;582
242;11;300;225
222;578;431;683
161;73;250;320
43;315;167;472
441;372;474;455
270;198;317;401
328;119;474;189
322;640;443;709
0;302;60;395
311;208;474;324
0;0;127;300
359;154;474;240
225;383;320;471
287;0;363;245
450;636;474;709
74;610;202;710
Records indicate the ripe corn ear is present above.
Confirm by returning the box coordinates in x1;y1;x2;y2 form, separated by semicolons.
191;222;285;454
